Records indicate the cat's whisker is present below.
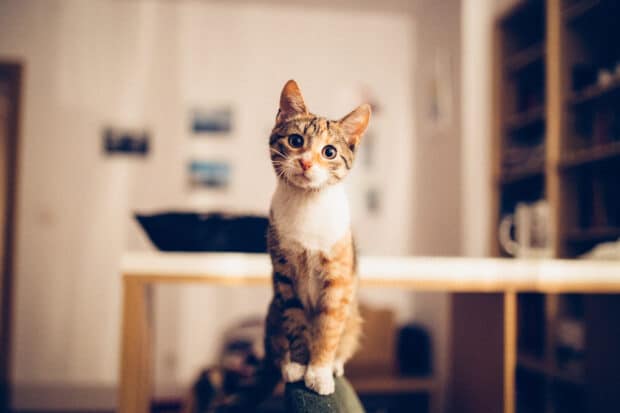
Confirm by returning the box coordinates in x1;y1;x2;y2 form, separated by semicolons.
270;148;288;158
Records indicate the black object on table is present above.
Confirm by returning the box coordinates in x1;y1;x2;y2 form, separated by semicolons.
135;211;268;253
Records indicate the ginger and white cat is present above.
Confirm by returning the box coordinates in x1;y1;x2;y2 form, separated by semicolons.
265;79;370;395
185;80;370;412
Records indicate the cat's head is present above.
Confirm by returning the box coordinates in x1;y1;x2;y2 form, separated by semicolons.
269;80;370;190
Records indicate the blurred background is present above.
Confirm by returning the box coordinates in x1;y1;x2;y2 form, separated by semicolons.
0;0;619;412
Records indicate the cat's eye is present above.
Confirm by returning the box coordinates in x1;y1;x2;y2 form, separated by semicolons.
288;134;304;148
322;145;337;159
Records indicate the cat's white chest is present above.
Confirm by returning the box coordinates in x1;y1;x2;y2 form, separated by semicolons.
271;183;350;253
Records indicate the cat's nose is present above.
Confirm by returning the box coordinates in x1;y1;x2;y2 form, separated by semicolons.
299;159;313;171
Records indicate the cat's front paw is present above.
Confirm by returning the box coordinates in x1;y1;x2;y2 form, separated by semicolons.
281;361;306;382
333;360;345;377
304;364;335;395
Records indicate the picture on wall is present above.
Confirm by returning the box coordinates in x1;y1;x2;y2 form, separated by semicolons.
191;106;233;134
188;160;231;189
102;127;150;156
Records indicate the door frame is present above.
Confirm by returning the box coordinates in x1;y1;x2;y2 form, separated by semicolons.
0;61;23;412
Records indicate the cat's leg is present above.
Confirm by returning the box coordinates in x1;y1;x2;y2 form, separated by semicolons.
305;238;356;395
266;296;308;383
280;301;310;382
305;291;350;394
305;278;355;394
333;302;362;377
272;271;310;382
265;297;289;369
268;228;310;382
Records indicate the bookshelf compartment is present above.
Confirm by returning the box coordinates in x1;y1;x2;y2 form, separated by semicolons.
505;106;545;132
564;0;620;108
560;141;620;168
563;0;601;23
500;0;546;56
516;367;547;413
508;61;547;115
506;42;546;73
550;380;586;413
560;160;620;256
518;294;546;358
568;77;620;106
562;157;620;224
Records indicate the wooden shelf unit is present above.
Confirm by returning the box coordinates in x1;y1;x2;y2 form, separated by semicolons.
499;164;546;185
559;141;620;169
565;226;620;243
491;1;620;412
506;105;546;131
562;0;601;22
506;42;547;73
518;353;585;386
567;76;620;105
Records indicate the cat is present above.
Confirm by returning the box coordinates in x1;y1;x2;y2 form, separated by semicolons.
185;80;370;412
265;79;369;396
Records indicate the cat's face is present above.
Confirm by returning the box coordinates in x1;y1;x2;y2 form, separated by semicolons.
269;80;370;190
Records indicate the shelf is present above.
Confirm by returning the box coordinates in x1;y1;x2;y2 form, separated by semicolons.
518;354;549;375
499;164;545;184
505;43;545;73
559;141;620;169
518;354;585;386
563;0;601;22
568;77;620;106
505;106;546;131
499;0;544;27
565;226;620;243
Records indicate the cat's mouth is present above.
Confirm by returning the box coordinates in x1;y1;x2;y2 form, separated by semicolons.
290;171;321;189
281;166;327;189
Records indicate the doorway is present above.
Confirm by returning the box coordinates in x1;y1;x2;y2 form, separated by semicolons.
0;62;22;412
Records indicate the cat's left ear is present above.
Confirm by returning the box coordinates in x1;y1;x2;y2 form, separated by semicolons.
339;104;371;150
276;79;308;123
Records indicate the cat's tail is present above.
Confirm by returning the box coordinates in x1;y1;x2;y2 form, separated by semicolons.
186;362;281;413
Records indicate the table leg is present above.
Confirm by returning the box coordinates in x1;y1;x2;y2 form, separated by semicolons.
503;292;517;413
119;276;153;413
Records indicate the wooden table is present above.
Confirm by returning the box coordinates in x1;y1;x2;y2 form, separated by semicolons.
119;252;620;413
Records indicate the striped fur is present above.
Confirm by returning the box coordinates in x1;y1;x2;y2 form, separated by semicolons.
265;80;370;395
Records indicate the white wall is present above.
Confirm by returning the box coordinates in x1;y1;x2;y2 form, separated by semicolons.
0;0;417;408
409;1;462;411
461;0;495;258
460;0;521;258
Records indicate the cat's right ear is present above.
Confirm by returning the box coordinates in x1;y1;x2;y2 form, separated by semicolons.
339;104;371;151
276;79;307;123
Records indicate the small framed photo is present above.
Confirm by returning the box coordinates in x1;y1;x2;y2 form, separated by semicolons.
102;127;150;156
188;160;231;189
191;106;233;134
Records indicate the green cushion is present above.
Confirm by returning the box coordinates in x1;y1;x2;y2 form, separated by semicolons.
284;377;366;413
